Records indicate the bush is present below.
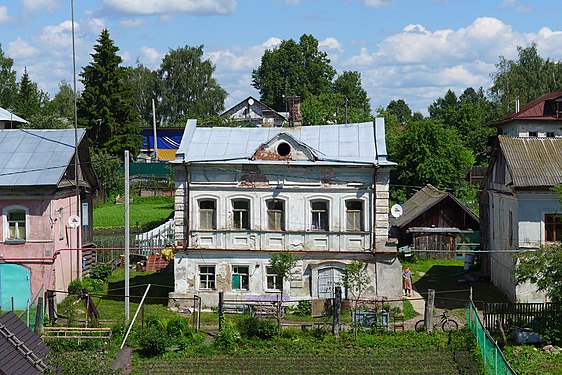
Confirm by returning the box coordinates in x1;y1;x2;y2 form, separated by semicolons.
213;320;241;351
291;300;312;316
67;279;83;295
145;314;166;330
237;316;277;340
166;316;192;340
81;277;104;293
137;326;168;357
89;264;112;281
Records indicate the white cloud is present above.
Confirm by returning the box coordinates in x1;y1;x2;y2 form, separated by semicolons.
7;37;40;59
22;0;59;12
139;47;163;68
319;37;342;52
36;20;76;51
263;37;282;49
103;0;237;16
362;0;394;8
0;6;11;23
120;18;147;29
344;47;375;66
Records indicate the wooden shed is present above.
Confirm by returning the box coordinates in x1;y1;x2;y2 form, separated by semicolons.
390;184;479;259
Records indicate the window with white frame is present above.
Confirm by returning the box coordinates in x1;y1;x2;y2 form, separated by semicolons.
266;266;282;290
311;200;329;231
267;199;285;231
199;199;216;230
4;207;27;242
232;199;250;230
346;200;364;231
199;265;216;289
231;265;249;290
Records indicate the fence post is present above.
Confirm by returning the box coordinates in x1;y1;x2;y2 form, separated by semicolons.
333;286;341;336
218;291;224;331
424;289;435;331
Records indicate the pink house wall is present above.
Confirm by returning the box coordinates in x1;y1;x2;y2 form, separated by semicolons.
0;193;83;301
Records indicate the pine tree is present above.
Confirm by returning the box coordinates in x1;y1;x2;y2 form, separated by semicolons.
78;28;142;157
15;68;45;120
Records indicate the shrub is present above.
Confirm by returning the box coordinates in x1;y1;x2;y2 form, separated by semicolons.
137;326;168;357
145;314;166;330
67;279;83;295
291;300;312;316
81;277;104;293
58;297;77;326
213;320;241;351
237;316;277;340
89;264;112;281
166;316;192;340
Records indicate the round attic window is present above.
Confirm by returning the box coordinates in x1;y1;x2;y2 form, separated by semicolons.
277;142;291;156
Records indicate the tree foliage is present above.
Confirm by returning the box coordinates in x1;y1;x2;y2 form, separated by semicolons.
157;45;226;125
490;43;562;118
388;118;474;201
126;61;157;126
386;99;412;125
515;245;562;304
0;43;16;110
78;28;142;157
14;68;47;120
252;34;336;111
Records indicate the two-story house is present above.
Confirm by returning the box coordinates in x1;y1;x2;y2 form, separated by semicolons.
480;91;562;302
168;119;400;308
0;129;98;308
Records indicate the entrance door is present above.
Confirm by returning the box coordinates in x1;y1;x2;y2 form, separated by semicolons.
0;264;31;311
318;267;345;298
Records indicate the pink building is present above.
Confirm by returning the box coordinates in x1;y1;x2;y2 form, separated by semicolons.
0;129;98;309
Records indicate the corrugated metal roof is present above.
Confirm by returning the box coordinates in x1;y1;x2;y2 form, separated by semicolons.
0;107;27;123
499;135;562;187
494;91;562;126
0;129;84;186
174;119;394;166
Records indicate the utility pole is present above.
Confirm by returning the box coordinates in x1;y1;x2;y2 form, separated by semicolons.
124;150;130;322
152;99;158;161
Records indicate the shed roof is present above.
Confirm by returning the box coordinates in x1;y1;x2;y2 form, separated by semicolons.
0;108;27;124
174;118;394;166
0;312;49;375
0;128;84;186
393;184;479;228
499;135;562;187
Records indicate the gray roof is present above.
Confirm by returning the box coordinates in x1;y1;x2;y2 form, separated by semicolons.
174;118;394;166
0;129;84;186
0;107;27;124
499;135;562;187
393;184;479;228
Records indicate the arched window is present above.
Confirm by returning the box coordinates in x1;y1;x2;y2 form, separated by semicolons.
4;206;27;243
311;200;329;231
267;199;285;231
199;199;216;230
346;200;364;232
232;199;250;230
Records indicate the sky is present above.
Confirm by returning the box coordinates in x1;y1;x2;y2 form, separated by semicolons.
2;0;562;116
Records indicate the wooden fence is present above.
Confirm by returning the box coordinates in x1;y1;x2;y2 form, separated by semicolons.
483;302;562;333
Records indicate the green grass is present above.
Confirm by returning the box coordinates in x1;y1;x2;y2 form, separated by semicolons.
405;259;509;313
503;345;562;375
94;196;174;231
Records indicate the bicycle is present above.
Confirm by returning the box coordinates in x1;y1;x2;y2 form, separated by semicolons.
414;308;458;332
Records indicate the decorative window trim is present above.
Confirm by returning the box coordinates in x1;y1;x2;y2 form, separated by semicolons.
345;199;365;232
266;198;286;231
3;205;29;244
231;198;251;230
198;198;217;230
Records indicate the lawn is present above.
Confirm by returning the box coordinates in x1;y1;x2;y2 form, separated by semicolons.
405;259;509;313
93;196;174;232
503;345;562;375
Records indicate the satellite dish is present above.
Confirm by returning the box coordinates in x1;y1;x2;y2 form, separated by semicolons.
248;98;255;106
390;204;403;218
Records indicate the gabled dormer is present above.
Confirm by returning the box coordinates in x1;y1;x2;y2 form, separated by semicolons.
252;133;317;161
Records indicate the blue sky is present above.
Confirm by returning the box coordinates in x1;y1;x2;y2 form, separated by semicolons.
2;0;562;115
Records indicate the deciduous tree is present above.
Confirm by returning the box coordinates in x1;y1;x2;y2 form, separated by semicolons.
0;44;16;110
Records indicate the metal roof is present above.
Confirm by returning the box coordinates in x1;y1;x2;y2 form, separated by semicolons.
174;118;394;166
0;107;27;124
0;129;84;186
494;91;562;126
499;135;562;187
392;184;479;228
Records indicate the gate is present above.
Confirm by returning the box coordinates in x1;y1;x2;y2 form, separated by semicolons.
0;264;31;311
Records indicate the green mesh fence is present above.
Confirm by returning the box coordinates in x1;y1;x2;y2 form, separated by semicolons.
466;301;517;375
18;287;45;333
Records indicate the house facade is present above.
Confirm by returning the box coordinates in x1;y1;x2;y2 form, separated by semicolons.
0;129;98;308
390;184;479;260
169;119;400;308
220;96;288;127
480;91;562;302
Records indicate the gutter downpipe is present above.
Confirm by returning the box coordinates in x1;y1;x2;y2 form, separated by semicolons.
184;163;191;250
372;164;378;296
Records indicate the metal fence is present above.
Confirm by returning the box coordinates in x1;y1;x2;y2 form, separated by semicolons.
466;301;517;375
